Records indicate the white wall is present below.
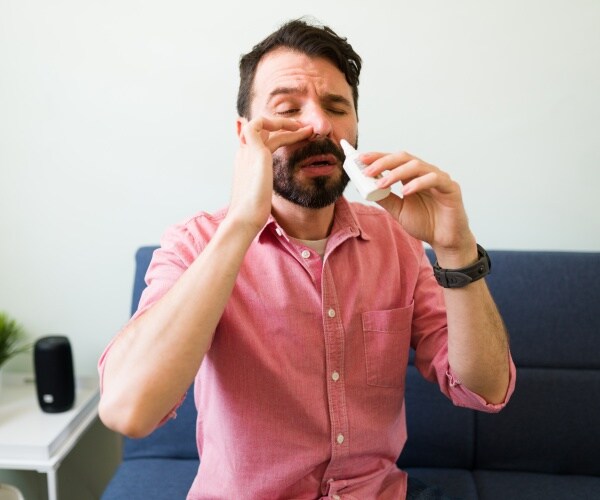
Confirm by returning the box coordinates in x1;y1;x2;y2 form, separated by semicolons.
1;0;599;378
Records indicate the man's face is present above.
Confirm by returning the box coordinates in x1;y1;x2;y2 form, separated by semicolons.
249;48;359;209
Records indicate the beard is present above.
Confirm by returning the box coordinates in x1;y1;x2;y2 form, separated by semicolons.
272;138;350;209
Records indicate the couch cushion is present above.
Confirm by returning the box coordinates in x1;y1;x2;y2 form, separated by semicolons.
398;366;475;469
101;458;199;499
474;470;600;500
476;367;600;476
404;467;478;500
404;468;600;500
123;385;198;460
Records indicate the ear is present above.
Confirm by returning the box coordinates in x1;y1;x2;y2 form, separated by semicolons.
236;117;247;142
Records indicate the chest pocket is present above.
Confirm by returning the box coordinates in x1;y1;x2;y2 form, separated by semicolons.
362;303;414;388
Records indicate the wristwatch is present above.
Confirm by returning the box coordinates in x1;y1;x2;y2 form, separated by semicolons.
433;244;491;288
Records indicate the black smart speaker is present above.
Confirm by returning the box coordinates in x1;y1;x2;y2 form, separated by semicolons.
34;335;75;413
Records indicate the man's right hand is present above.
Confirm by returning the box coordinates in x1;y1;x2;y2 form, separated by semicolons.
230;117;313;235
99;117;312;438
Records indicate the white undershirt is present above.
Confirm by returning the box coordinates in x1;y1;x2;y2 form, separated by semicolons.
291;237;328;258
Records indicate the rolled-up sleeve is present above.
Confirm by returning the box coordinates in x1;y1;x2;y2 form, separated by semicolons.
444;353;516;412
410;249;516;413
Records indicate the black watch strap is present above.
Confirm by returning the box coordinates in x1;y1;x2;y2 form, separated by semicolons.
433;244;491;288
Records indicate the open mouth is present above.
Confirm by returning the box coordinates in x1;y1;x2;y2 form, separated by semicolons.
299;154;339;171
299;156;339;178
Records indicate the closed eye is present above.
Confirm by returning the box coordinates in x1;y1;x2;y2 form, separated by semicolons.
276;109;299;116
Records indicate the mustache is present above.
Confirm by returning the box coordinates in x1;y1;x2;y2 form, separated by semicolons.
288;138;345;167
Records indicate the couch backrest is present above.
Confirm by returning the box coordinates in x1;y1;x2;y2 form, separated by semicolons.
399;250;600;476
473;251;600;475
126;247;600;476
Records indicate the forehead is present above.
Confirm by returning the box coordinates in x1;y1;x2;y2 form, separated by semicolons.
252;47;352;105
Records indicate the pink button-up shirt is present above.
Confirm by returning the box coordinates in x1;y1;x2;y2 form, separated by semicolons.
100;197;515;499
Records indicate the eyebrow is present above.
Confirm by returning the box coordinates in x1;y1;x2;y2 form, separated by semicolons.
267;86;305;102
267;86;353;109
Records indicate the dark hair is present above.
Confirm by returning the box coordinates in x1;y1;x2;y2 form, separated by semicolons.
237;17;362;118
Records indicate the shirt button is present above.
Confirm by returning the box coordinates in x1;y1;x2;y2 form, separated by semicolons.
328;308;336;318
301;249;311;259
336;433;344;445
331;371;340;381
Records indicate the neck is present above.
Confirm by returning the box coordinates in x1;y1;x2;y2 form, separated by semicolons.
271;195;336;240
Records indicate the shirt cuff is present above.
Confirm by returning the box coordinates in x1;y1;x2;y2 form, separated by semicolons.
445;353;516;413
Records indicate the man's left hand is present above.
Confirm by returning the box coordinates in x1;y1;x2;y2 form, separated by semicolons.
361;150;476;266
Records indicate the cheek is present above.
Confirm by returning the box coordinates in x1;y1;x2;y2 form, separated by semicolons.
272;147;286;163
272;143;301;166
272;147;293;171
335;123;358;144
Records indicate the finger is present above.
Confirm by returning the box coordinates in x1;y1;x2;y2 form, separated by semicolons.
241;117;297;142
361;151;420;176
242;117;311;149
375;156;455;193
265;125;313;152
375;192;404;220
250;116;305;134
399;171;458;198
374;158;425;188
240;118;264;147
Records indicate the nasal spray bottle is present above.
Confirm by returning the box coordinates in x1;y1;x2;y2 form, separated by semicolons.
340;139;393;202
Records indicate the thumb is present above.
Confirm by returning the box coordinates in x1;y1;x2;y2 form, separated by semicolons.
375;192;404;219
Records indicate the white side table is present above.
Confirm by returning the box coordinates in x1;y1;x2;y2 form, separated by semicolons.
0;373;100;500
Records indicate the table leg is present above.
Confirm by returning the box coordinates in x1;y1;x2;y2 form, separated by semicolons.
47;469;58;500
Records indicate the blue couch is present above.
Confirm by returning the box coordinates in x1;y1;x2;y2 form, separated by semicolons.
102;248;600;499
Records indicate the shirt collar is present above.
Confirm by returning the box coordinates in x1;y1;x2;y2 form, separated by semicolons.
257;196;372;244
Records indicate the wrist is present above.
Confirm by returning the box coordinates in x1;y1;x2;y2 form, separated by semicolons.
220;214;264;246
432;235;478;269
433;244;491;289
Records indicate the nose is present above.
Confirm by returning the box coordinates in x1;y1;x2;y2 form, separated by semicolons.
302;104;333;139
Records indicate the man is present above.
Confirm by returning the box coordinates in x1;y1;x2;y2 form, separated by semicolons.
99;18;515;499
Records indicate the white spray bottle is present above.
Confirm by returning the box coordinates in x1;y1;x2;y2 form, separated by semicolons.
340;140;393;202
